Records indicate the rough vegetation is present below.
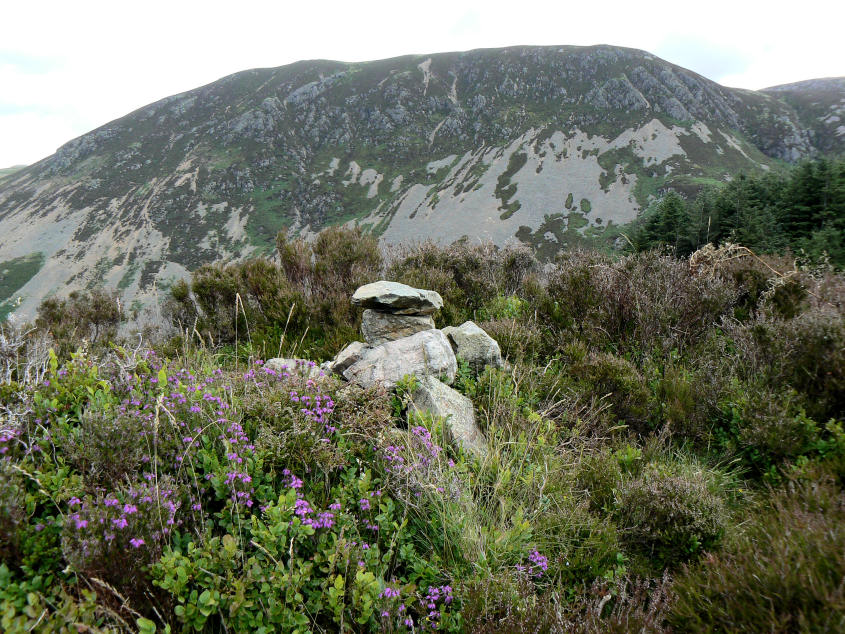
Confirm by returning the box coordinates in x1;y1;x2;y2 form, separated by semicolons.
1;226;843;631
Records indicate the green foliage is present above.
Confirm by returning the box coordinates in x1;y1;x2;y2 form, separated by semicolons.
669;472;845;633
614;462;727;573
386;241;537;326
564;344;651;432
167;226;381;360
0;252;44;320
630;158;845;267
496;151;528;219
34;289;124;359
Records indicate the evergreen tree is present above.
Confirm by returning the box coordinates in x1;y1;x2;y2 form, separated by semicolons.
630;158;845;267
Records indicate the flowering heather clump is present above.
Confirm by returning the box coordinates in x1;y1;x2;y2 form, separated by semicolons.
382;423;462;505
515;550;549;578
61;479;182;593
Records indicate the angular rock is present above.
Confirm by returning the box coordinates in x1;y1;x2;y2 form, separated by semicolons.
410;376;487;459
442;321;504;372
343;329;456;389
361;309;435;345
264;357;322;378
351;281;443;315
330;341;369;374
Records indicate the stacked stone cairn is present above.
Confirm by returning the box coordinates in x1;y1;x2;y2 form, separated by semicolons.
335;281;505;458
266;280;505;459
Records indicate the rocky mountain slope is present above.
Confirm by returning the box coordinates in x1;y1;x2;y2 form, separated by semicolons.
762;77;845;156
0;45;842;319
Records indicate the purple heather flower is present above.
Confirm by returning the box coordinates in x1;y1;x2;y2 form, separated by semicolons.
130;538;145;548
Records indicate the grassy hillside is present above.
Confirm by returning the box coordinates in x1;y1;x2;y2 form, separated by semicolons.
0;165;26;181
1;234;843;631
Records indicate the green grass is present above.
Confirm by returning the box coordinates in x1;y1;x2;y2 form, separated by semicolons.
0;252;44;320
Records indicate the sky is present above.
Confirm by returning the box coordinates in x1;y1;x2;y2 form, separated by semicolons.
1;0;843;167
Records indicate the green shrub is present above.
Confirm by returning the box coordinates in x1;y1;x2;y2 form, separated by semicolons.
0;463;25;565
669;472;845;633
575;449;624;513
727;305;845;422
35;289;124;359
564;344;651;433
168;226;381;359
387;241;537;326
480;316;547;364
614;463;727;572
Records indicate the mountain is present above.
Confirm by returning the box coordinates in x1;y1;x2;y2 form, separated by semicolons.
762;77;845;156
0;165;26;181
0;44;842;319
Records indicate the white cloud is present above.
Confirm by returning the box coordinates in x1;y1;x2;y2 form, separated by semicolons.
0;0;843;166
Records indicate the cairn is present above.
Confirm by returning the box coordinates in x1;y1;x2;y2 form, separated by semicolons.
351;280;442;346
325;280;502;458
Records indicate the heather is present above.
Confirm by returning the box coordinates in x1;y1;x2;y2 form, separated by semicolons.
1;232;844;632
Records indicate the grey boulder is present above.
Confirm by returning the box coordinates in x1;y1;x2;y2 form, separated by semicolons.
330;341;369;374
351;281;443;315
343;329;456;389
361;309;435;345
264;357;322;378
442;321;504;372
410;376;487;459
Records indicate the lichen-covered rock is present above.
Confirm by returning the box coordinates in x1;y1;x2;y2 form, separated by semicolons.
330;341;369;374
361;309;435;345
442;321;504;372
264;357;322;378
410;376;487;459
343;329;456;389
351;281;443;315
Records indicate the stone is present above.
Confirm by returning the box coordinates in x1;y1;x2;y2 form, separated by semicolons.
361;309;435;345
264;357;322;379
343;329;456;389
330;341;369;374
351;281;443;315
410;376;487;459
441;321;504;372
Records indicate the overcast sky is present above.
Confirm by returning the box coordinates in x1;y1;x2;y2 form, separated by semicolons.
1;0;843;167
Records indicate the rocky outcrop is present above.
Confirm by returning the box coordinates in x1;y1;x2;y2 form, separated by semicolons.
328;281;509;457
410;376;487;459
442;321;504;372
343;329;457;389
